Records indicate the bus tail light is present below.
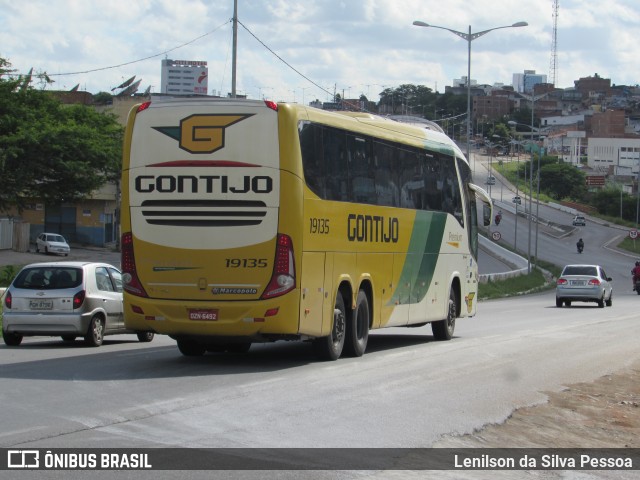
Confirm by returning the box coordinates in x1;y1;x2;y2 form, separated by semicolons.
264;100;278;111
121;232;149;297
261;234;295;299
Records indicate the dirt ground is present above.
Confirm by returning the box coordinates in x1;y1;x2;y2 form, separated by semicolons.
435;360;640;448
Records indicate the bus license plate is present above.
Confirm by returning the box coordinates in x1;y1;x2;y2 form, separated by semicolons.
189;309;218;321
30;299;53;310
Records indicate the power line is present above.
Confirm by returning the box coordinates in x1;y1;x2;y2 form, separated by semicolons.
236;19;333;100
19;20;229;78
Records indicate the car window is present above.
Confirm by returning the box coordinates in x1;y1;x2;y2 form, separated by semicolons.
13;267;82;290
95;267;116;292
108;267;123;293
563;266;597;276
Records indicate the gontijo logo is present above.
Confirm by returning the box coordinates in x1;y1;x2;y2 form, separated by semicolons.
153;114;254;154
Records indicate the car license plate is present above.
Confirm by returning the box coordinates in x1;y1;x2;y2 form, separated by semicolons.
29;299;53;310
188;309;218;321
570;280;586;286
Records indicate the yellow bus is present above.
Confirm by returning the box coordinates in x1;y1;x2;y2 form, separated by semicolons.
120;98;492;360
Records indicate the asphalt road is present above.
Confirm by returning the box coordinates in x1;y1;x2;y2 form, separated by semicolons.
1;290;639;480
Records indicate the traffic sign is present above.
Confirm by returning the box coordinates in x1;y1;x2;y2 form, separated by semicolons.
492;231;501;241
630;229;638;239
512;196;521;205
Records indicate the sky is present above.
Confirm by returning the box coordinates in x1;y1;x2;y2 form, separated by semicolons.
1;0;639;104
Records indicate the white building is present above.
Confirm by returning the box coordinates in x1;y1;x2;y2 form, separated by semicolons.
452;76;477;88
587;137;640;175
540;114;585;128
513;70;547;93
160;59;208;95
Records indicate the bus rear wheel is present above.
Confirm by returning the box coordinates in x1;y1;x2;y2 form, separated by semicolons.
313;292;346;361
344;289;369;357
177;339;206;356
432;288;457;340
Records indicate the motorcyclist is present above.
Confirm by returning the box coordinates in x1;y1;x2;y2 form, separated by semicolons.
632;261;640;290
495;210;502;225
576;238;584;253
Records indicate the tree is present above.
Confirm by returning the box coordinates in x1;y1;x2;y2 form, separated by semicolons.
378;84;435;115
0;57;123;213
539;162;586;200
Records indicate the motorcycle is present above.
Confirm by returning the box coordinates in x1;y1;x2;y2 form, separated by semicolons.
494;213;502;226
635;279;640;295
577;244;583;254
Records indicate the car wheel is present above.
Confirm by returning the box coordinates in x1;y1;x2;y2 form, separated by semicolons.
177;339;206;356
344;289;370;357
84;315;104;347
555;298;563;308
61;335;76;342
432;288;457;340
564;300;571;307
3;331;23;346
313;291;347;361
136;331;154;343
597;295;605;308
605;292;613;307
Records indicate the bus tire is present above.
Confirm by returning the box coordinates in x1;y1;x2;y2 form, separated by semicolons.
313;292;346;361
432;288;457;341
344;289;369;357
177;339;206;356
226;343;252;354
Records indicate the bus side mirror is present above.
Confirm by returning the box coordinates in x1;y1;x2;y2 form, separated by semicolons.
483;203;491;227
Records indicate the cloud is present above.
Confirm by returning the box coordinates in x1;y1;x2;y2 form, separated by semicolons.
1;0;638;99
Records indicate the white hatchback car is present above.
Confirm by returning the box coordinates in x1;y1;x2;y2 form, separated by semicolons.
36;233;70;256
2;262;154;347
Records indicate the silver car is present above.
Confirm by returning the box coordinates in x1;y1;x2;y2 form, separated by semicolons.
572;215;586;226
36;233;70;256
2;262;154;347
556;264;613;308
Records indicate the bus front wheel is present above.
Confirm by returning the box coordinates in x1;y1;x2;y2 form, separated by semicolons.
432;288;457;340
313;292;346;361
344;289;369;357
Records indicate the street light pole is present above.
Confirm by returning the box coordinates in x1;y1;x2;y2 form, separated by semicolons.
412;20;527;175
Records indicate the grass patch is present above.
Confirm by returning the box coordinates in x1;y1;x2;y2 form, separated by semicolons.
617;237;640;257
478;267;554;300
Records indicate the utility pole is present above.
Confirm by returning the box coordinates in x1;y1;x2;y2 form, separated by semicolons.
231;0;238;98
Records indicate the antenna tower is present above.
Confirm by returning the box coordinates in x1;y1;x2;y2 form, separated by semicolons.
549;0;559;86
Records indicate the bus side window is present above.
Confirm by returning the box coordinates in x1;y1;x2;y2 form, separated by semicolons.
348;135;375;204
299;122;326;197
398;149;421;209
324;127;348;201
372;141;398;207
440;157;464;226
